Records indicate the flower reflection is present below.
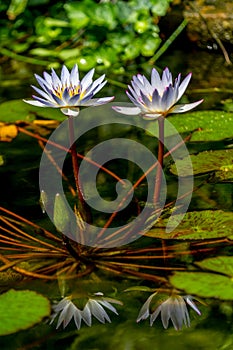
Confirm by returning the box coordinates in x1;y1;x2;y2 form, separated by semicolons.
113;67;203;119
24;64;114;116
137;292;201;330
50;292;122;329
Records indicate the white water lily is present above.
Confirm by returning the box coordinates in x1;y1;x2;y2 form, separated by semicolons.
137;292;201;330
50;292;122;329
113;67;203;119
24;64;114;116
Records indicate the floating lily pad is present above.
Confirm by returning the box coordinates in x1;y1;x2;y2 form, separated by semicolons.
169;271;233;300
147;111;233;141
0;289;50;335
0;99;65;122
196;256;233;277
146;210;233;240
170;149;233;182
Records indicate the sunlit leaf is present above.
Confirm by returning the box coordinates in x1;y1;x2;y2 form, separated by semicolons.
7;0;28;20
148;111;233;141
0;100;65;122
0;289;50;335
196;256;233;277
146;210;233;240
170;149;233;182
170;271;233;300
0;123;18;141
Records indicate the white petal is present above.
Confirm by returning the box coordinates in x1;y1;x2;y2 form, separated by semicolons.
88;299;111;323
177;73;192;101
61;107;80;117
81;68;95;91
61;65;70;86
137;292;157;323
150;306;161;326
170;100;203;114
143;113;162;119
185;296;201;315
70;64;80;86
97;300;118;314
23;99;47;107
81;304;92;326
81;96;114;106
112;106;141;115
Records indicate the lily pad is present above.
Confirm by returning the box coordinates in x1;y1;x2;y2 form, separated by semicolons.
0;289;50;335
170;149;233;182
147;110;233;141
0;99;65;122
146;210;233;240
169;271;233;300
196;256;233;277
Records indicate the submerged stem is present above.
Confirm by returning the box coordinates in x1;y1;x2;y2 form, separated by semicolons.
68;115;92;223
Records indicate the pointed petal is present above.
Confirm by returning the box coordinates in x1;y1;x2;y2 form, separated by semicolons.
81;96;114;106
170;99;203;114
112;106;141;115
177;73;192;100
23;99;48;107
73;308;82;329
88;300;111;323
81;68;95;91
70;64;79;86
81;304;92;326
151;68;161;87
185;296;201;315
98;300;118;314
137;292;157;323
61;65;70;85
51;68;61;88
150;306;161;326
31;85;53;101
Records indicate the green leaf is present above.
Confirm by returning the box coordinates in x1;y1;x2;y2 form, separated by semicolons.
0;289;50;335
0;100;65;122
147;111;233;141
170;149;233;182
146;210;233;240
169;271;233;300
196;256;233;277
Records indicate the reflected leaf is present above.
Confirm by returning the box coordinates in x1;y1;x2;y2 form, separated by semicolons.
146;210;233;240
170;149;233;182
0;289;50;335
169;271;233;300
196;256;233;277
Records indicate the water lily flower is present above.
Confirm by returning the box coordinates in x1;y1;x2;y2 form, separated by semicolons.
137;292;201;330
50;292;122;329
113;67;203;119
24;64;114;117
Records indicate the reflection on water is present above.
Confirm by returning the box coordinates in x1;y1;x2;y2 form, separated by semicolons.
0;48;233;349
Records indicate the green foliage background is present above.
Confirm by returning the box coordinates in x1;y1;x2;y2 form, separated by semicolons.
0;0;173;74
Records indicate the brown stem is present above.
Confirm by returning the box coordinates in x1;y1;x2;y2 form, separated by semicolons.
153;116;165;206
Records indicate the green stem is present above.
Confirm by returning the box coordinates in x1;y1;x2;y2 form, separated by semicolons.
153;117;165;206
148;19;188;65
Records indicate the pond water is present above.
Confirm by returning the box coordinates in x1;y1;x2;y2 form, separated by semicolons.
0;46;233;350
